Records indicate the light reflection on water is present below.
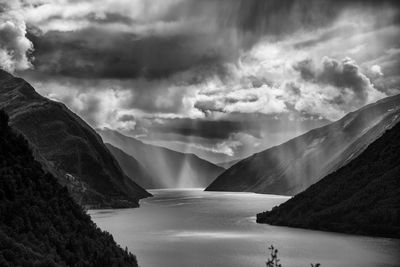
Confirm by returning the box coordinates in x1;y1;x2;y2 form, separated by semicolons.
89;189;400;267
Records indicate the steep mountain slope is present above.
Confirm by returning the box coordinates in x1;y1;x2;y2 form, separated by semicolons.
0;110;138;266
257;120;400;238
0;70;151;208
106;143;157;189
206;94;400;195
98;129;224;188
215;158;242;169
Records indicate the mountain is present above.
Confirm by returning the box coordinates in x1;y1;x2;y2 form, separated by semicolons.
105;143;157;189
215;158;242;169
256;120;400;238
206;94;400;195
98;129;224;188
0;109;138;266
0;70;151;208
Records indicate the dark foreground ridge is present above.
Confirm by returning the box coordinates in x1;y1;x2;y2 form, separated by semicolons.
0;110;138;266
257;120;400;238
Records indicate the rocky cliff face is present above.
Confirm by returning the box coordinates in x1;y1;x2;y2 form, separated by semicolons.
206;94;400;195
0;70;151;208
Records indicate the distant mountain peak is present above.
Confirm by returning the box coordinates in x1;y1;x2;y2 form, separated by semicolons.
98;128;224;189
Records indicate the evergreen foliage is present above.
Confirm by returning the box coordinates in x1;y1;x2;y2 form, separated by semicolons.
0;109;138;266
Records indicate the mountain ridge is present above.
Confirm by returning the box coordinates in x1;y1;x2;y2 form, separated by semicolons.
206;94;400;195
105;143;158;189
98;128;225;189
256;119;400;238
0;69;151;208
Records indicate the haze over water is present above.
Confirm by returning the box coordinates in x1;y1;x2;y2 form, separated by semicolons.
89;189;400;267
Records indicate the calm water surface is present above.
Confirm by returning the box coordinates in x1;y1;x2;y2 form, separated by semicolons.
89;189;400;267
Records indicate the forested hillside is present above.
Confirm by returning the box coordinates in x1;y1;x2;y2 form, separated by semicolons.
0;70;150;208
257;120;400;238
0;110;138;266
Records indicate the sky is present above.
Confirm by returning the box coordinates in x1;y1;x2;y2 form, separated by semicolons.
1;0;399;163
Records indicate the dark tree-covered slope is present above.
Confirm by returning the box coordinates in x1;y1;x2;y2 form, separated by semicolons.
207;94;400;195
99;129;224;188
0;70;151;208
0;110;138;266
257;121;400;238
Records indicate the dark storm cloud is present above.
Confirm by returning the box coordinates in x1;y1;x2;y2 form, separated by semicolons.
139;118;256;140
22;0;400;80
293;59;315;81
19;0;399;122
28;28;237;79
237;0;340;39
118;114;136;122
236;0;400;47
134;112;331;142
320;58;370;100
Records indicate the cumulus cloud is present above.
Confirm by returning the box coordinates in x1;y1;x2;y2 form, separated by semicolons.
289;57;386;120
190;47;386;121
0;1;33;72
195;86;287;115
320;58;371;100
370;65;383;77
293;57;383;106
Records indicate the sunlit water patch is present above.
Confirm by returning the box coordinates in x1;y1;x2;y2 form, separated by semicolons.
89;189;400;267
